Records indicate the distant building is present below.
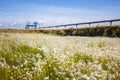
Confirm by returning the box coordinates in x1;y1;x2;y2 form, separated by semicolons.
25;22;40;29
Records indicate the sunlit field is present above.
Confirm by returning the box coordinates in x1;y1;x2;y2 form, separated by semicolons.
0;33;120;80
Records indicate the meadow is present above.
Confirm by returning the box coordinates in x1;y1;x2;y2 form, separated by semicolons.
0;33;120;80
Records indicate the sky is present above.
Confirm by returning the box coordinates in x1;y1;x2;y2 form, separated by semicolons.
0;0;120;28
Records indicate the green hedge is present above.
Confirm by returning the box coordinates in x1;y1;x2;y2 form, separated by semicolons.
40;26;120;37
71;26;120;37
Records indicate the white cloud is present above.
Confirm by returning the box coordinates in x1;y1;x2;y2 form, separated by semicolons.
27;5;120;25
0;5;120;28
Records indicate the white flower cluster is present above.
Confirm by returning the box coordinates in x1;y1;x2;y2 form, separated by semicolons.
0;33;120;80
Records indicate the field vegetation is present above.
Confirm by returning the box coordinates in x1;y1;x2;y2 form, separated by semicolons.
0;25;120;37
0;33;120;80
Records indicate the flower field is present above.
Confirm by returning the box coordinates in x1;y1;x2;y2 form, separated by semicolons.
0;33;120;80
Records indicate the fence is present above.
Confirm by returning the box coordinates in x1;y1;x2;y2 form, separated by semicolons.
41;19;120;29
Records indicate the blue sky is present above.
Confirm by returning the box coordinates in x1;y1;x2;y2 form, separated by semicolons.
0;0;120;28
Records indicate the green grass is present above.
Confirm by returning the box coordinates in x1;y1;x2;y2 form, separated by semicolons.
0;39;46;79
73;53;93;64
87;42;106;48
